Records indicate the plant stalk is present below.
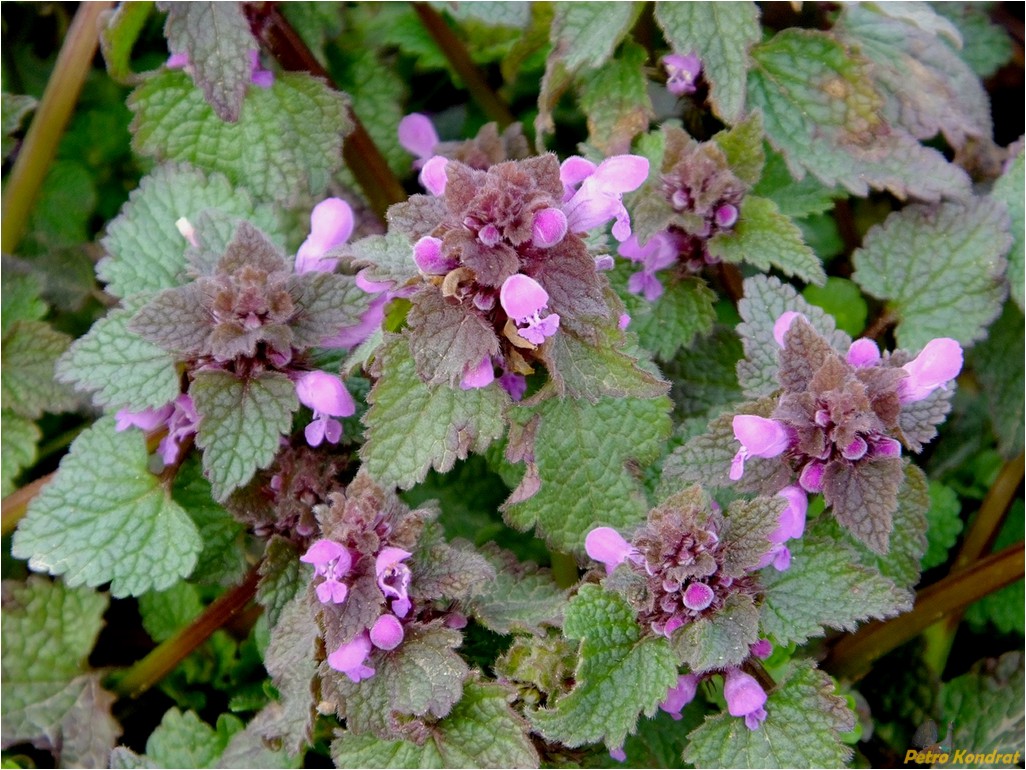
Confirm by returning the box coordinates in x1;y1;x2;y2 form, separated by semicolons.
245;3;406;220
1;2;112;254
1;473;55;536
108;567;262;699
823;540;1025;681
411;3;516;129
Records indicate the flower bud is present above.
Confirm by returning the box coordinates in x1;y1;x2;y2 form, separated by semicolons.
370;614;405;651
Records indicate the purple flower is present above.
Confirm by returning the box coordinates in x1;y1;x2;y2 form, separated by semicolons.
660;674;700;720
500;274;560;345
730;415;792;480
398;113;439;167
369;613;405;651
609;747;627;763
117;396;198;466
714;203;738;229
295;198;354;274
663;53;702;96
723;669;768;730
619;231;678;302
498;370;528;402
295;371;356;447
327;632;375;682
750;639;773;660
375;546;413;618
758;486;807;571
584;527;635;575
773;311;808;348
561;155;649;242
115;404;173;433
419;155;449;196
846;338;881;368
413;236;458;275
167;49;273;88
460;356;496;390
682;582;715;611
301;538;353;605
532;207;568;248
898;338;963;403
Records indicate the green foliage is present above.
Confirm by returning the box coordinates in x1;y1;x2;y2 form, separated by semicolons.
531;585;679;750
361;336;508;489
939;652;1024;762
120;708;242;768
672;593;760;674
137;582;203;643
964;501;1025;636
331;680;539;768
467;544;568;636
0;411;40;497
503;394;671;553
578;42;652;156
923;481;963;571
1;321;75;420
129;70;350;204
654;1;762;124
1;92;36;161
852;198;1011;351
12;418;202;597
263;595;318;755
191;370;299;501
1;577;118;764
992;149;1024;312
802;277;868;337
934;3;1014;78
99;1;155;84
683;660;855;768
747;29;971;201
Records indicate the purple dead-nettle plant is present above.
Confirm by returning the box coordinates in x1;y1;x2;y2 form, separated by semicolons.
586;485;783;730
662;53;702;97
620;125;747;301
373;135;649;397
119;199;370;453
729;313;963;553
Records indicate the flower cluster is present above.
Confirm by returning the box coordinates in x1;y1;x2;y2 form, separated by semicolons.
657;667;769;730
730;313;963;552
619;126;746;301
388;116;650;396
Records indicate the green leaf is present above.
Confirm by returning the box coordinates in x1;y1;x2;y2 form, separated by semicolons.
1;411;40;497
759;531;911;646
611;263;717;361
964;500;1025;636
55;674;123;768
736;275;851;399
747;29;970;201
578;42;652;156
257;537;311;628
361;336;508;490
138;581;203;644
1;92;36;161
12;417;202;597
672;593;760;674
852;197;1010;351
536;2;642;139
142;708;238;768
708;195;826;286
972;303;1025;459
57;301;180;412
216;708;298;768
1;577;111;751
504;394;671;553
161;2;256;123
939;652;1024;763
712;112;766;186
1;320;75;420
346;229;421;288
683;660;854;768
466;544;568;636
407;290;500;387
654;1;761;124
0;268;46;336
531;585;679;750
24;161;97;250
992;148;1024;312
191;370;299;501
753;147;840;219
802;277;868;337
264;595;318;755
923;480;963;571
99;164;279;299
99;1;154;84
171;457;249;585
835;5;990;149
661;324;744;421
934;3;1014;78
336;50;408;175
129;70;350;204
331;680;539;769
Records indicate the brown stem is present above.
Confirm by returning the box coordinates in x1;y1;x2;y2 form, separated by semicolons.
109;567;262;699
245;3;406;220
716;262;745;305
1;473;55;536
861;307;896;342
823;540;1025;681
411;3;515;128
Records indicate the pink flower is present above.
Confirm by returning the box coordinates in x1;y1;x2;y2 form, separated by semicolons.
500;274;560;345
772;311;808;348
561;155;649;242
660;674;700;720
295;371;356;447
723;669;768;730
116;396;198;466
750;639;773;660
413;236;458;275
730;415;791;480
398;113;439;167
460;357;496;390
295;198;355;274
498;370;528;402
898;338;963;403
532;207;568;248
714;203;738;229
369;614;405;651
619;231;678;302
609;747;627;763
300;539;353;605
663;53;702;96
115;404;173;433
419;155;449;196
375;546;413;618
682;582;715;611
846;338;881;367
328;632;375;682
584;527;634;575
